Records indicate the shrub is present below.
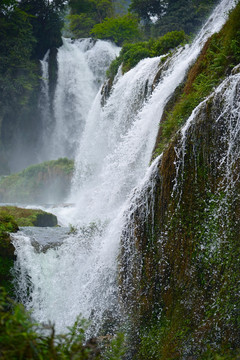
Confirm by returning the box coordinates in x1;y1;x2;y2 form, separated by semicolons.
152;30;187;56
107;30;187;79
0;289;126;360
67;14;96;38
90;15;140;45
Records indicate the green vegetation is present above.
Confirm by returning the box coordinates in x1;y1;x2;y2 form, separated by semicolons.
18;0;66;59
130;0;218;37
107;30;187;77
0;1;38;130
0;205;56;297
0;158;74;204
90;14;140;45
0;289;126;359
0;0;67;174
68;0;114;38
118;3;240;359
67;13;96;38
0;212;18;295
67;0;215;44
0;206;58;227
154;2;240;156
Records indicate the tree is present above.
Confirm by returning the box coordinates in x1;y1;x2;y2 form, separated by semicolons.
69;0;113;21
0;2;39;173
129;0;167;21
0;4;37;110
90;14;140;45
67;13;96;38
19;0;67;59
129;0;219;35
68;0;114;38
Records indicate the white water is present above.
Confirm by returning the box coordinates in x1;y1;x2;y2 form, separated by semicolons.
172;66;240;199
12;0;236;335
39;50;51;154
39;38;120;161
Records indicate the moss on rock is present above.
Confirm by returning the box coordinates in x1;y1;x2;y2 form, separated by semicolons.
0;206;58;227
153;3;240;158
119;5;240;359
0;211;19;296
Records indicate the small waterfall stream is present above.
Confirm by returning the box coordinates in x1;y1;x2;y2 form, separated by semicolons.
12;0;236;336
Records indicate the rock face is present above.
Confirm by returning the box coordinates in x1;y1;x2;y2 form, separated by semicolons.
118;4;240;357
119;63;240;359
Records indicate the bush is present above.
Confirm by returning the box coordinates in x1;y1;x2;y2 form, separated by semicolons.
152;30;187;56
0;289;126;360
67;13;96;38
90;15;140;45
107;30;187;78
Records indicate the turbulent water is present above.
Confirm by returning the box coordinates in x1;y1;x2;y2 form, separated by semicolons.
12;0;236;336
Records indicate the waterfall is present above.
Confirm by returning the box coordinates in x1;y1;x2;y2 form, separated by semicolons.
12;0;236;336
119;67;240;319
39;38;120;161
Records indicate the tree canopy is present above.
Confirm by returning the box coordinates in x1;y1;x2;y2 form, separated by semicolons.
129;0;219;35
129;0;167;21
68;0;114;38
18;0;67;58
90;14;140;45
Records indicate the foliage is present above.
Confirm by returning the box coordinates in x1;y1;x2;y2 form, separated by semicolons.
103;333;126;360
18;0;67;59
0;289;96;359
152;30;187;55
107;30;187;77
113;0;131;15
67;13;96;38
154;0;218;36
118;4;240;359
154;2;240;156
0;158;74;204
0;212;19;235
90;14;140;45
69;0;113;19
0;288;126;359
68;0;113;38
0;4;38;112
129;0;219;36
0;213;18;295
0;206;57;227
129;0;167;21
0;0;66;175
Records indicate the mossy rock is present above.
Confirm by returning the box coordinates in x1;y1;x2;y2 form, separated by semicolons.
0;206;58;227
0;211;19;296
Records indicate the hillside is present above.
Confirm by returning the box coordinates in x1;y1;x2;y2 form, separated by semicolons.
0;158;74;204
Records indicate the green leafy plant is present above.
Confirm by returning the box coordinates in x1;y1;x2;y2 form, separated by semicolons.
90;14;140;45
0;288;126;359
107;30;187;78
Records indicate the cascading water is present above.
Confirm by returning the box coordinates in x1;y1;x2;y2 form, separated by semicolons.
12;0;236;337
39;38;120;161
119;66;240;319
